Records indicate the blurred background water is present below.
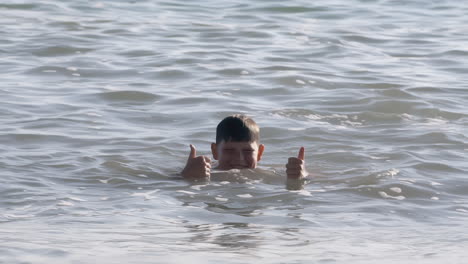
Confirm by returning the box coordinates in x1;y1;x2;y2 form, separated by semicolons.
1;0;467;263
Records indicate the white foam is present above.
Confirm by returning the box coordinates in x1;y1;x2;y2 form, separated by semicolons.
190;185;206;191
342;120;363;127
287;127;306;131
291;190;312;196
379;191;405;200
330;114;348;119
370;156;387;160
388;169;399;177
423;118;448;126
68;197;86;202
399;179;415;185
4;214;34;219
310;189;326;192
400;113;415;120
177;190;197;195
86;112;102;117
305;114;322;120
237;194;253;198
215;197;228;202
389;187;402;194
57;201;74;206
131;190;159;200
378;169;399;178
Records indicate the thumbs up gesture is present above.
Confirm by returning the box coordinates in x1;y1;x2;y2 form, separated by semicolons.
286;147;308;179
181;144;211;179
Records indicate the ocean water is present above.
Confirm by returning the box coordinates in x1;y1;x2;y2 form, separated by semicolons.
1;0;467;263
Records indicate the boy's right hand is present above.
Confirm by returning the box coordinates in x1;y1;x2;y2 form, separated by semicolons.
181;144;211;179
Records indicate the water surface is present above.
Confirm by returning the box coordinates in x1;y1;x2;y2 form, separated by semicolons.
1;0;467;263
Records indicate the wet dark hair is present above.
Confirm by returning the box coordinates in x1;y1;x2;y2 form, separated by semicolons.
216;115;259;144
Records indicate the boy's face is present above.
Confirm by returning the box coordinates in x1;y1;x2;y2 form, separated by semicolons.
211;141;265;170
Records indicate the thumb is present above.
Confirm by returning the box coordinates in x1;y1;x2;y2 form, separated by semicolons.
189;144;197;159
297;147;305;161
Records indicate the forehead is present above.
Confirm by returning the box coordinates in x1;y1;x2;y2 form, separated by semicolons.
218;141;258;149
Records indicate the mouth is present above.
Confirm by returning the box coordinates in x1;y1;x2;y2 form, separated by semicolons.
229;165;248;169
217;164;250;170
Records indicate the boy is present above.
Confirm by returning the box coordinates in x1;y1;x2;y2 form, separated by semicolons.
181;114;308;180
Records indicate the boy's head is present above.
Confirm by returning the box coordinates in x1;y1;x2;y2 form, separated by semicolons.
211;115;265;170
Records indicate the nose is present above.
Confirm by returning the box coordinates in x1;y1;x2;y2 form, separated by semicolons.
236;151;247;166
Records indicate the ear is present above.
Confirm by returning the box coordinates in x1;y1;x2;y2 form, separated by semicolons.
257;144;265;162
211;143;219;160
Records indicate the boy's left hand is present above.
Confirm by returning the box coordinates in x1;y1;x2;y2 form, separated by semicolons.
286;147;308;179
